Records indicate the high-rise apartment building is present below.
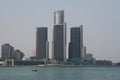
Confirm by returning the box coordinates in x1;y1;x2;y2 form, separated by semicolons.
1;43;14;59
69;26;83;60
36;27;48;60
53;10;66;62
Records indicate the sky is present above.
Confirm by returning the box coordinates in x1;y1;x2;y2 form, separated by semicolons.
0;0;120;62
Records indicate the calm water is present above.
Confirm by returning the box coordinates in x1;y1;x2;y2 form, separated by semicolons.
0;66;120;80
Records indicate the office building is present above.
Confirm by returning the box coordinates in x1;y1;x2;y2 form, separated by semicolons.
1;43;14;59
36;27;48;60
53;10;66;62
69;27;82;59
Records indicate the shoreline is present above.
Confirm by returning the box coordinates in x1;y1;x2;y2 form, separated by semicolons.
0;64;120;67
38;64;120;67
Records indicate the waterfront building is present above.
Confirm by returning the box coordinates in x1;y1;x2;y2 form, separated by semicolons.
46;41;49;62
80;25;85;60
95;60;112;65
69;27;83;60
36;27;48;60
1;44;14;59
85;53;93;61
81;46;86;61
14;50;24;60
53;10;66;62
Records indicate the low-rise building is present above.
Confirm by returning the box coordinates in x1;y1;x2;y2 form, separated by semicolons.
14;50;24;60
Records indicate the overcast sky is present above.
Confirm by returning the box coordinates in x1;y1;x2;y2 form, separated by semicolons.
0;0;120;62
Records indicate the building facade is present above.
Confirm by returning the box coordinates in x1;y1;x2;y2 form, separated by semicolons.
1;44;14;59
53;10;66;62
80;25;85;60
54;10;64;25
69;27;82;60
14;50;24;60
85;53;93;61
81;46;86;61
36;27;48;60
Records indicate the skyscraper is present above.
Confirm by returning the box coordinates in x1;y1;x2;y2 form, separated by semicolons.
36;27;48;60
69;27;82;60
79;25;85;60
53;10;66;62
1;43;14;59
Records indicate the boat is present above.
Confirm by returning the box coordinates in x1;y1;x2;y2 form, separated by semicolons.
32;68;37;71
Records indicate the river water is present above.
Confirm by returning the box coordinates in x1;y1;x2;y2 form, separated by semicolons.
0;66;120;80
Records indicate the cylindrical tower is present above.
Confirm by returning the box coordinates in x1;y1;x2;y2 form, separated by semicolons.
54;10;64;25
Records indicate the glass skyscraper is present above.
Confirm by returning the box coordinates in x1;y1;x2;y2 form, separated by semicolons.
69;26;83;60
53;10;66;62
36;27;48;60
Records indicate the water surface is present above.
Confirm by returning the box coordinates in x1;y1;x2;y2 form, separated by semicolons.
0;66;120;80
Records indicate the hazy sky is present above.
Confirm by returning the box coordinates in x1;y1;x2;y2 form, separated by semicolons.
0;0;120;62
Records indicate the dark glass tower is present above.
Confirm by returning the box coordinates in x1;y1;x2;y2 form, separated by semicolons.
69;27;81;59
36;27;48;60
53;10;66;62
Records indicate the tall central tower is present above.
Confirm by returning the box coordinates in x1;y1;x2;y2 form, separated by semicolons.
53;10;66;62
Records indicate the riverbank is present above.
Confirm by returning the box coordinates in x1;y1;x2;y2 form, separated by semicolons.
0;64;120;67
37;64;120;67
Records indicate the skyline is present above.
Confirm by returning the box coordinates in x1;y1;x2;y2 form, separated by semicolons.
0;0;120;62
